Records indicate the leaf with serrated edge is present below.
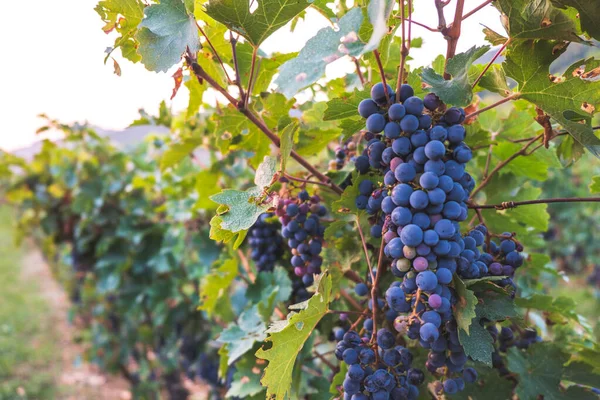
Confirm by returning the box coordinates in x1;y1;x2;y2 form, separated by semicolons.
507;343;570;400
219;305;267;365
204;0;312;46
274;9;365;99
210;156;276;237
324;88;371;121
421;46;490;106
453;275;478;334
495;0;583;41
504;40;600;156
255;272;333;400
551;0;600;41
136;0;200;72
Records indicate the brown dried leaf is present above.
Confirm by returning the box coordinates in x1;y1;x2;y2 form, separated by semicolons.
170;67;184;100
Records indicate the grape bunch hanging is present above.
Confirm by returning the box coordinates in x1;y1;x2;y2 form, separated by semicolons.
334;83;527;397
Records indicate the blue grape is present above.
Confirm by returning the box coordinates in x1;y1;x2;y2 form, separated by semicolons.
389;103;406;121
404;96;425;115
358;99;380;118
400;115;420;133
371;82;393;105
367;114;386;133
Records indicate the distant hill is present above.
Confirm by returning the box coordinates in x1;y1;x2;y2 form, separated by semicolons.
11;124;170;161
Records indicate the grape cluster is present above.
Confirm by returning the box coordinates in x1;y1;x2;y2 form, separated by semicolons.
353;83;484;394
335;329;423;399
330;141;358;171
488;325;541;377
276;190;327;288
248;213;284;272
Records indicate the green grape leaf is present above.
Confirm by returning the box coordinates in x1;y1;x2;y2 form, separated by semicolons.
204;0;312;46
209;156;276;243
199;258;237;318
421;46;490;106
477;291;519;321
279;122;298;174
459;291;518;365
209;215;248;248
483;26;509;46
185;76;206;117
507;343;570;400
136;0;200;72
219;305;267;365
459;367;514;400
339;118;365;141
160;137;202;171
486;186;551;232
210;188;271;232
458;321;495;366
324;88;371;121
330;361;348;395
495;0;583;41
361;0;395;54
95;0;144;63
476;64;511;97
453;275;478;334
195;169;221;210
295;128;341;157
590;175;600;193
255;272;333;400
274;9;365;99
494;141;561;180
563;361;600;388
556;134;585;166
551;0;600;41
504;40;600;157
246;267;293;312
226;353;265;398
218;346;229;379
515;294;580;322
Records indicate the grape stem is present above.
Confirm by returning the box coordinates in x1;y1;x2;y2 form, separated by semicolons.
464;92;521;120
469;197;600;209
471;38;511;88
370;234;388;351
312;350;337;371
355;218;375;284
470;133;542;197
283;173;339;192
229;32;246;103
353;58;366;85
194;21;233;84
329;309;371;316
340;288;364;311
244;47;259;109
373;50;391;105
184;51;343;195
396;0;412;99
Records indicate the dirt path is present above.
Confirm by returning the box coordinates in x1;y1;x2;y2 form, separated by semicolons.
20;244;132;400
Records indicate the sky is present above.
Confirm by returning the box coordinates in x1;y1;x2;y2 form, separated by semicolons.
0;0;505;151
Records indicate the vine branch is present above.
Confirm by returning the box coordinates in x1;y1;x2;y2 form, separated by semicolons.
185;51;343;195
469;197;600;210
470;133;542;197
442;0;465;79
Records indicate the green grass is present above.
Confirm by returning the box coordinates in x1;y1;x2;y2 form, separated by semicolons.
0;206;59;400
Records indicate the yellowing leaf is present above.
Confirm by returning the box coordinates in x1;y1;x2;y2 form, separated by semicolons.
198;258;237;318
255;272;333;400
